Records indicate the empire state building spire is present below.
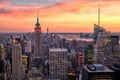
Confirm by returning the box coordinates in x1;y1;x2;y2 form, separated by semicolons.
35;11;40;27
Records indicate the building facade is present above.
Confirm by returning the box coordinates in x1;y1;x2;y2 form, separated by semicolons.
93;24;106;44
77;52;84;68
0;44;6;80
82;64;114;80
0;44;5;60
34;16;43;58
49;48;68;80
84;45;93;64
12;41;22;80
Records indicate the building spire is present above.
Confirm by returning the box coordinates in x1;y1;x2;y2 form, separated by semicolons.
98;0;100;27
37;8;38;18
47;27;49;34
35;9;40;27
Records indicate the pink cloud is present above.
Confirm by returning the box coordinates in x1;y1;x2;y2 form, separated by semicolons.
0;1;10;8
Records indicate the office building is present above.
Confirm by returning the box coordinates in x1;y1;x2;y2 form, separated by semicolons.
84;45;93;64
93;24;106;44
49;48;68;80
24;40;32;70
28;67;42;80
4;60;11;80
0;44;11;80
0;44;5;60
25;40;32;54
77;52;84;68
22;55;28;76
97;33;112;56
34;15;43;58
109;35;120;66
110;64;120;80
110;35;119;52
93;31;112;65
12;40;22;80
82;64;114;80
0;44;6;80
110;35;119;47
94;33;120;66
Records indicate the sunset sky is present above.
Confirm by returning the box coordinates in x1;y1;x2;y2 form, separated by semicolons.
0;0;120;33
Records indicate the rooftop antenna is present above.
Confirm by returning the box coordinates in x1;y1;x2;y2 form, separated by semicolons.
37;8;38;18
35;8;40;27
98;0;101;27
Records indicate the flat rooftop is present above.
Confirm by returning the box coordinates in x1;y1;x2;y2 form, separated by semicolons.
83;65;114;73
49;48;68;52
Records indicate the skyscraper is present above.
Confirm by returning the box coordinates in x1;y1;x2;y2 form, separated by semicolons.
93;24;106;44
94;32;113;66
34;15;43;58
82;64;114;80
49;48;68;80
12;40;22;80
24;40;32;70
109;35;120;66
84;45;93;64
0;44;5;60
47;27;49;35
110;35;119;48
0;44;6;80
77;52;84;68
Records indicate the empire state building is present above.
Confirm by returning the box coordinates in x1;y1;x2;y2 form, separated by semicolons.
34;16;43;58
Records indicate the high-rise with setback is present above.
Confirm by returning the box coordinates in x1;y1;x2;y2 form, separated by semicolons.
12;40;22;80
34;15;43;58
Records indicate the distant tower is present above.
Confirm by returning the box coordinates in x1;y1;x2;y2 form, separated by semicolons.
98;0;101;27
47;27;49;34
94;0;101;44
34;13;43;58
12;40;22;80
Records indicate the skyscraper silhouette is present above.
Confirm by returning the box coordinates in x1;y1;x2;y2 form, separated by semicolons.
34;14;43;58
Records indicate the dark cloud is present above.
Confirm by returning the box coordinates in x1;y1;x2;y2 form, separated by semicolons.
0;8;12;14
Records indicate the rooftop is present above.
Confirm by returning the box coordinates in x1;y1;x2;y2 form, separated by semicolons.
83;65;114;73
49;48;68;52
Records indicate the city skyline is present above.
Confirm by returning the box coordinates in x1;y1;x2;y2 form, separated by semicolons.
0;0;120;32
